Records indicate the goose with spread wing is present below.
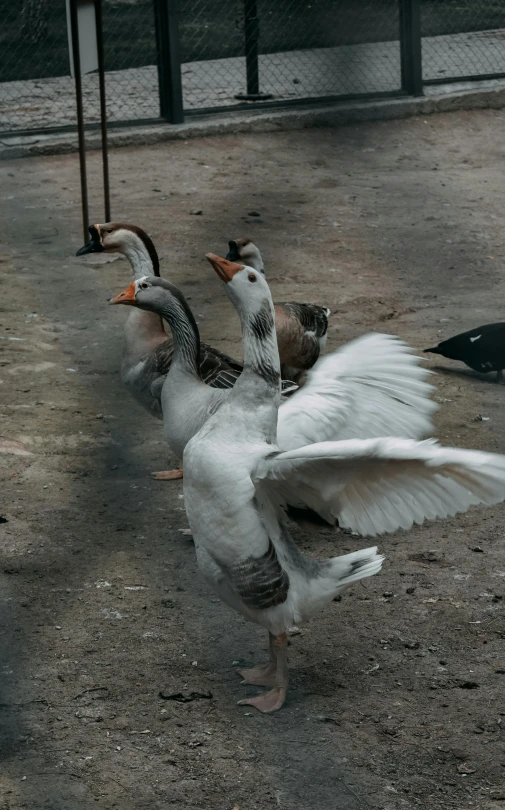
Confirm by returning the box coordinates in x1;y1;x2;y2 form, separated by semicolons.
180;256;505;712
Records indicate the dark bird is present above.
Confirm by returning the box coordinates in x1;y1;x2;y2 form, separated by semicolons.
424;323;505;383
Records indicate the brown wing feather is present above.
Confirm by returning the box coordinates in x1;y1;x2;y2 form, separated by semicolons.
274;306;319;371
223;539;290;610
200;342;243;389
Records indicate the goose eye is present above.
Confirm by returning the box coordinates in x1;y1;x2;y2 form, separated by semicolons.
106;228;113;233
140;282;149;289
248;273;257;283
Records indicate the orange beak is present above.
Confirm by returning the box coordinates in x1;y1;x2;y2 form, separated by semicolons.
206;253;244;283
109;280;137;306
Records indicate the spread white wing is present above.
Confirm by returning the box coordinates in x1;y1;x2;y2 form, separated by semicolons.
276;333;437;450
254;437;505;536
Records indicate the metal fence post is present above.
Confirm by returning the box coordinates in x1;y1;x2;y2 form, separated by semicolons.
94;0;111;222
399;0;423;96
69;0;89;243
235;0;272;101
154;0;184;124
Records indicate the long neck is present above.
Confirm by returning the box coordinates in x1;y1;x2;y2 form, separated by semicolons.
157;296;201;379
121;234;164;362
237;299;280;398
121;237;160;280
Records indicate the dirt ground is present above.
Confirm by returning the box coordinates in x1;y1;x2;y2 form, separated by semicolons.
1;109;505;810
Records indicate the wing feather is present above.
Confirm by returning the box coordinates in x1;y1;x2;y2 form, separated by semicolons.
254;437;505;537
276;333;437;450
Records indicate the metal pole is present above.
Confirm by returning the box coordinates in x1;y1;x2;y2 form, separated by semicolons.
69;0;89;243
153;0;184;124
399;0;423;96
244;0;259;95
235;0;272;101
94;0;110;221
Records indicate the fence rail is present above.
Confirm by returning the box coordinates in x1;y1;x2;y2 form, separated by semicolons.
1;0;505;137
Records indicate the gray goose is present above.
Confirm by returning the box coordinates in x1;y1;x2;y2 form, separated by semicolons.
76;223;243;478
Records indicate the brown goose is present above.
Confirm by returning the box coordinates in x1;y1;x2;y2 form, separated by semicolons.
226;238;330;382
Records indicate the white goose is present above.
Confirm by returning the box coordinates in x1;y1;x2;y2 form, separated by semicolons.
180;256;505;712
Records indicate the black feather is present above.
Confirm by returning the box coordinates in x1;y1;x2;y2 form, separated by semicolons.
250;304;275;341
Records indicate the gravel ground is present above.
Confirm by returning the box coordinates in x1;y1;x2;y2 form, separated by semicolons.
1;109;505;810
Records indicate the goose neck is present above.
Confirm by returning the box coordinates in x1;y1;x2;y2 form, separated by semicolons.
159;298;201;379
238;299;281;397
122;239;159;280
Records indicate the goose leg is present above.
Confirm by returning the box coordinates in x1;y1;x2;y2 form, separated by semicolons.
238;633;288;713
237;632;277;687
496;369;504;384
151;464;183;481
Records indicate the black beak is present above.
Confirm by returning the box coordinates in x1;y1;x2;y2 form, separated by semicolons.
76;225;103;256
225;240;240;263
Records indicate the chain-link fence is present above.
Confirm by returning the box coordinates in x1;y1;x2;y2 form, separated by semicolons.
178;0;402;111
0;0;159;133
1;0;505;137
422;0;505;83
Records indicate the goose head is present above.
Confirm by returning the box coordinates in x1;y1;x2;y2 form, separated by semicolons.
109;275;198;331
206;253;273;323
76;223;160;276
226;238;265;275
109;276;181;314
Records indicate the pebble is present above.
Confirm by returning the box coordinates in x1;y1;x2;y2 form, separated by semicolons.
190;209;203;215
457;762;476;775
409;550;442;563
490;788;505;800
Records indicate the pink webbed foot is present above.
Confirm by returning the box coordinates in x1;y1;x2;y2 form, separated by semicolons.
238;687;287;713
237;632;288;713
151;469;183;480
237;663;277;688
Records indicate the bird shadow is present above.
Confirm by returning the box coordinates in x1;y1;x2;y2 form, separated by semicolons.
431;364;501;386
